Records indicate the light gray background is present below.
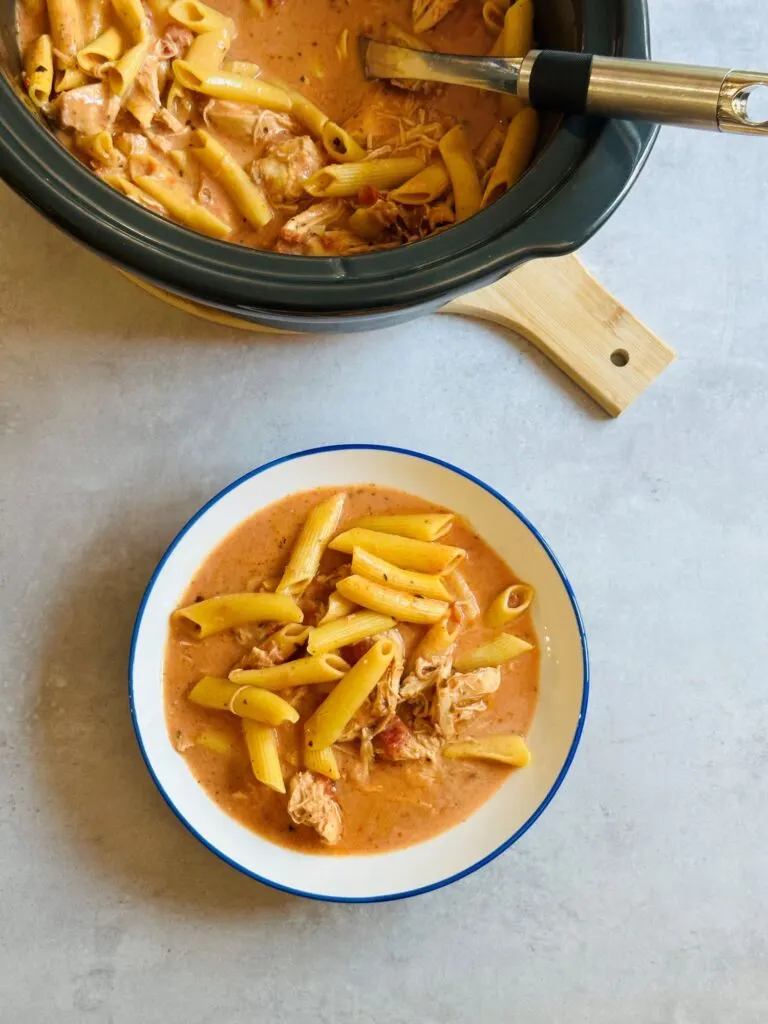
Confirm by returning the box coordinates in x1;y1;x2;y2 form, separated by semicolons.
2;1;767;1020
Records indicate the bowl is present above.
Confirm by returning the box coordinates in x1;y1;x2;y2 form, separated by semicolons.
130;445;588;901
0;1;656;332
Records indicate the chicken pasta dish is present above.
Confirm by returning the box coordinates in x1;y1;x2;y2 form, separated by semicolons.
165;486;539;853
17;0;539;253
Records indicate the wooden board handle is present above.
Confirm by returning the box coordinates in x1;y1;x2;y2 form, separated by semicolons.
441;254;675;416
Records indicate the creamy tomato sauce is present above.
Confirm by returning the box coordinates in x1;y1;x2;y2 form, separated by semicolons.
164;486;539;855
16;0;524;253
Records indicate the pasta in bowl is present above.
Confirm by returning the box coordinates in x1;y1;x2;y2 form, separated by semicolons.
130;445;588;900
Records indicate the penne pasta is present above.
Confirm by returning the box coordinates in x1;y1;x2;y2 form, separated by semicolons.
275;492;346;599
352;547;452;602
454;632;534;673
335;27;349;61
482;0;511;33
267;623;309;661
55;67;89;91
305;638;395;749
489;0;532;55
76;25;124;76
110;0;150;41
168;0;233;34
76;130;118;166
100;170;166;212
485;583;534;627
321;120;366;163
192;71;292;110
189;128;273;228
389;159;451;205
412;610;462;661
188;675;299;725
284;87;328;135
443;733;531;767
47;0;83;59
165;80;194;121
242;720;285;792
497;0;534;116
330;527;465;574
172;27;231;89
133;173;233;237
475;122;506;175
104;39;149;96
347;207;387;241
125;88;156;126
317;591;357;625
306;610;396;656
449;570;481;623
174;592;302;638
24;34;54;108
336;575;449;625
349;513;454;541
83;0;106;42
482;107;539;208
305;157;424;198
229;653;349;690
195;728;234;755
303;734;340;780
439;125;482;222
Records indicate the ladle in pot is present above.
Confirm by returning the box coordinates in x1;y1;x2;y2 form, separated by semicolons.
361;38;768;134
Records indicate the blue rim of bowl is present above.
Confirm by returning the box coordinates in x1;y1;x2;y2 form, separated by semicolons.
129;444;590;903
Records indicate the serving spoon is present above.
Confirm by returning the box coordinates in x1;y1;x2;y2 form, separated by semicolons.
361;38;768;134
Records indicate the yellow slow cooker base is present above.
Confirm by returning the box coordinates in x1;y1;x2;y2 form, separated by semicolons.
121;271;288;333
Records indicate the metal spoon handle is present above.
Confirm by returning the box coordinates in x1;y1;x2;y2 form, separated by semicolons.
362;40;768;135
520;51;768;134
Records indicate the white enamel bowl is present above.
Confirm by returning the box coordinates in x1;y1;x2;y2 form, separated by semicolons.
130;445;588;902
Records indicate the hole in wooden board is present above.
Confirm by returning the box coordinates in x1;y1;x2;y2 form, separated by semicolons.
611;349;630;367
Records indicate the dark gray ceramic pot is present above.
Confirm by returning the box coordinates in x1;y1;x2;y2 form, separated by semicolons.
0;0;657;331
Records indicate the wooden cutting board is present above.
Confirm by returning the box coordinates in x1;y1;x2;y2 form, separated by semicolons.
127;253;675;417
441;254;675;417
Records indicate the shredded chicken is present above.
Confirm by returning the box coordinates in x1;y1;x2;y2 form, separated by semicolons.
339;629;406;741
252;110;300;152
413;0;461;33
376;716;441;762
359;727;375;782
58;82;120;136
154;106;186;135
280;199;346;245
287;771;343;845
350;192;455;247
116;132;149;156
155;24;194;60
233;625;296;671
306;230;376;256
253;135;324;204
400;651;454;700
204;99;259;141
431;666;502;738
315;564;353;590
135;54;164;110
232;622;275;649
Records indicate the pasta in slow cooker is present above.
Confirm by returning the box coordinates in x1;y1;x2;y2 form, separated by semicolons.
17;0;540;253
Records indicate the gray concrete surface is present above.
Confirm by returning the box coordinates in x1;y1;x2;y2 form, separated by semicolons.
2;1;768;1020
